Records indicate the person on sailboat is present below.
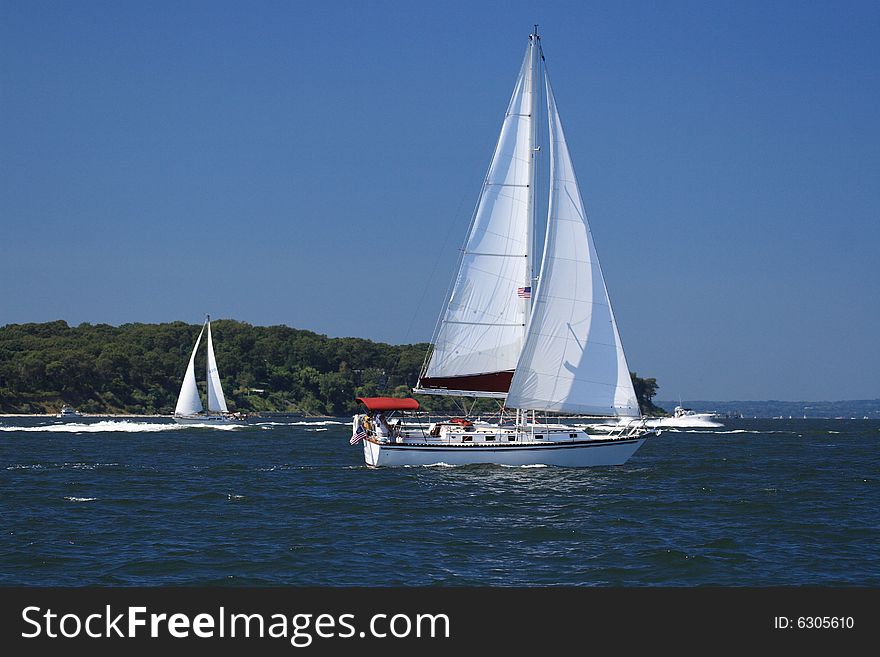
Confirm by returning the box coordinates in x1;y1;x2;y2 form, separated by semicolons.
374;413;391;441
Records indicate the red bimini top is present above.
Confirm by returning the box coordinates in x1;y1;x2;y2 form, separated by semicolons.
356;397;420;412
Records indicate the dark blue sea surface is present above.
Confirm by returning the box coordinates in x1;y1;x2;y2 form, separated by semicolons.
1;416;877;586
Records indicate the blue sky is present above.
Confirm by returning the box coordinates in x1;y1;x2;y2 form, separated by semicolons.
2;0;878;401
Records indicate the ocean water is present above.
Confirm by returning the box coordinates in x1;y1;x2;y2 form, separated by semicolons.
0;416;877;586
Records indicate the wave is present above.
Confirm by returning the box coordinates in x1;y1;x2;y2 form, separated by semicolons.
411;462;551;469
289;420;346;426
0;420;249;433
63;496;97;502
168;423;244;431
1;421;175;433
254;420;345;427
665;429;798;435
8;462;120;471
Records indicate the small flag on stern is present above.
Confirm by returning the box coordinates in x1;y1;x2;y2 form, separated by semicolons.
517;286;532;299
350;420;367;445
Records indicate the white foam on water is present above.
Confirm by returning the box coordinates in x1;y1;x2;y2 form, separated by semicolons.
254;420;345;426
669;429;797;435
172;422;244;431
64;496;97;502
410;462;551;469
0;420;177;433
294;420;346;426
9;462;119;470
1;419;342;433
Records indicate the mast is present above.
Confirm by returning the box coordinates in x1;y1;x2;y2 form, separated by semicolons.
206;314;229;413
525;26;540;328
205;314;211;410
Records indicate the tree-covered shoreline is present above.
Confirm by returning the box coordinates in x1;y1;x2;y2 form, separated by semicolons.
0;320;664;416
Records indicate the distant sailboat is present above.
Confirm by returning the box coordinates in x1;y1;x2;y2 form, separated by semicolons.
351;29;656;467
173;316;244;424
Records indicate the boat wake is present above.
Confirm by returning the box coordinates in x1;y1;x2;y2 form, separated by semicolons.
411;462;551;469
257;420;346;426
253;421;345;431
664;428;799;435
0;420;241;433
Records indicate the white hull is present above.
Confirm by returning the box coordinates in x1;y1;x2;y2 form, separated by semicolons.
58;405;82;418
361;433;648;468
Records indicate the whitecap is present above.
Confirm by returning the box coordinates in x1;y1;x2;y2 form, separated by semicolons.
0;420;175;433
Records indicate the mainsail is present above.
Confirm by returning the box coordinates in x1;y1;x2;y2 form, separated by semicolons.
205;319;229;413
418;37;539;397
505;77;639;417
174;323;205;416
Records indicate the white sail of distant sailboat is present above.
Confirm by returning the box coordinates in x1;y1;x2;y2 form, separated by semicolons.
205;320;229;414
173;316;242;424
174;322;205;417
351;29;655;467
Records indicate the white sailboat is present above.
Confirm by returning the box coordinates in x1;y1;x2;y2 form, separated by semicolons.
173;316;244;424
352;30;656;467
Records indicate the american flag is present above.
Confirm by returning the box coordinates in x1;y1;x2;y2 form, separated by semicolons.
350;420;367;445
517;286;532;299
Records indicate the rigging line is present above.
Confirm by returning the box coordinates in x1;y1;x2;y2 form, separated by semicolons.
463;252;528;258
418;149;498;384
401;187;475;384
443;321;525;327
